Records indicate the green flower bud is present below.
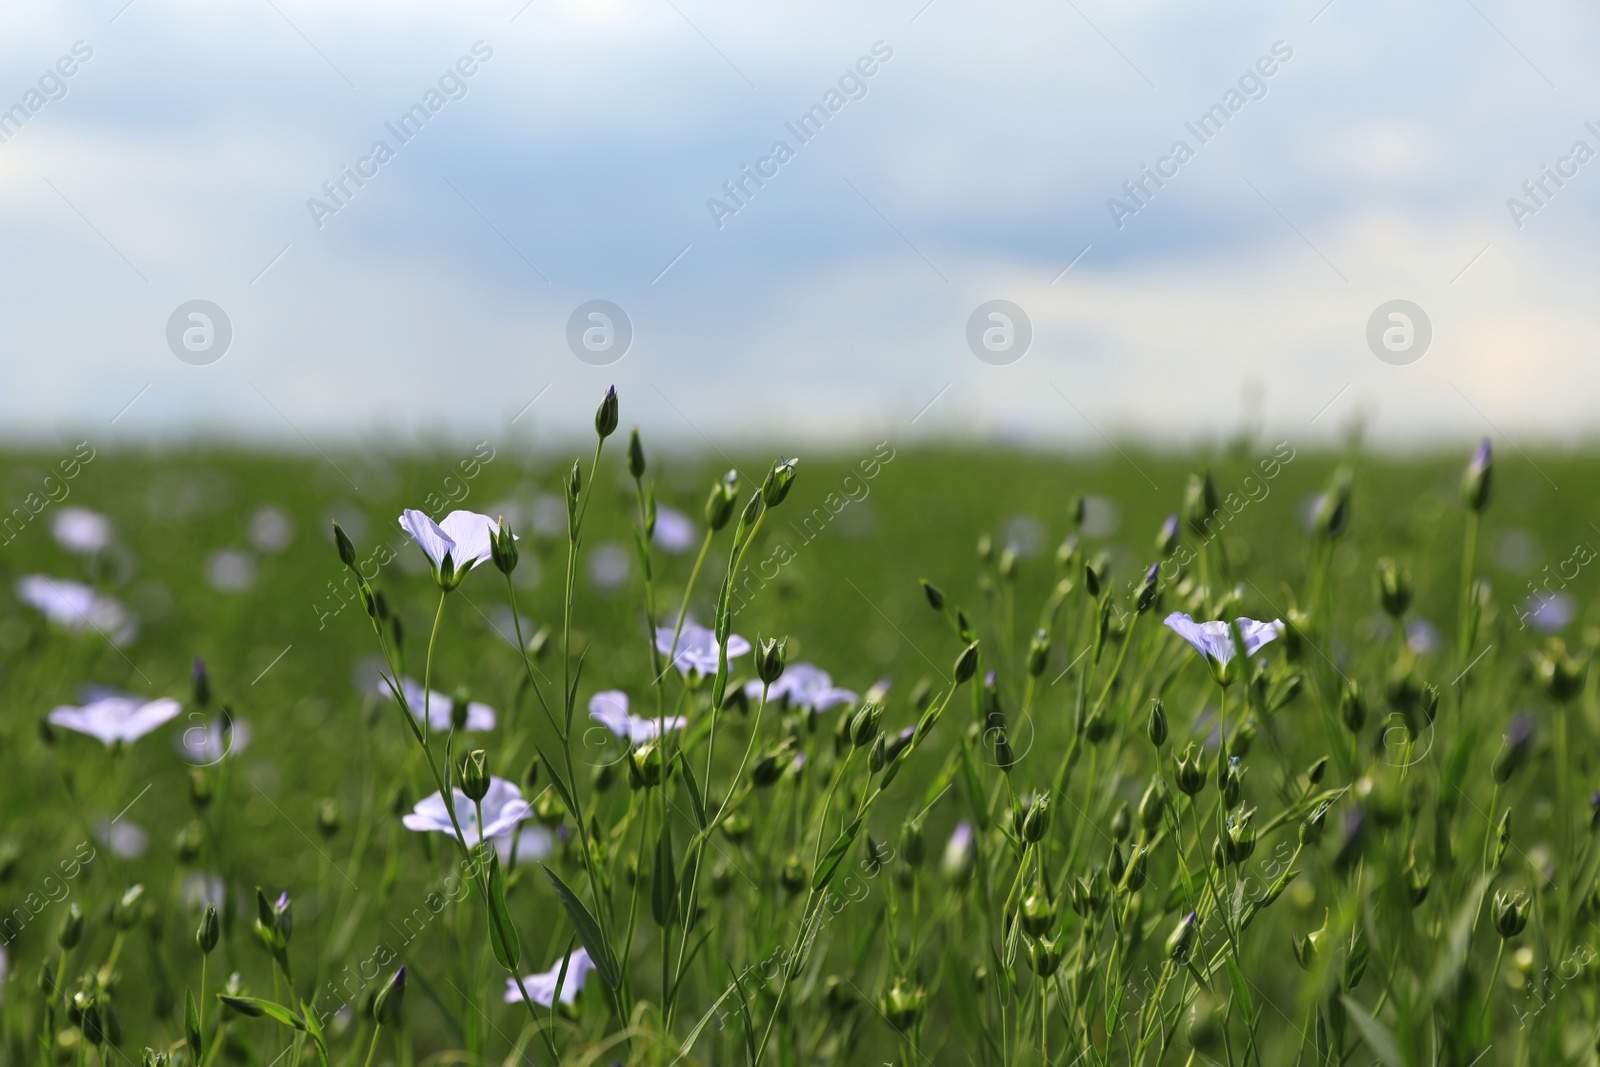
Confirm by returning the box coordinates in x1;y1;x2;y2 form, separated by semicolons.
1312;467;1352;540
534;791;566;827
1121;847;1148;893
1305;756;1329;786
1175;742;1207;797
1188;994;1224;1054
1021;888;1054;936
1027;932;1064;978
1136;563;1160;614
316;798;341;838
1340;678;1366;733
333;521;357;569
920;579;945;612
1055;534;1080;572
1166;911;1197;961
1139;778;1169;833
1493;889;1529;939
628;742;664;789
490;518;518;575
1292;913;1327;971
850;703;883;749
721;813;751;844
1461;439;1493;513
1147;699;1168;748
1299;804;1328;845
704;471;738;531
1110;801;1132;842
58;902;83;949
593;385;619;440
780;853;805;893
372;966;406;1026
1225;810;1257;864
1491;714;1536;784
460;750;490;802
879;977;926;1032
953;642;980;684
1376;557;1412;618
1156;513;1180;556
1228;717;1256;760
756;636;788;686
1026;629;1050;677
197;906;220;955
1022;794;1052;843
998;547;1017;582
174;820;204;863
761;456;798;507
901;818;926;868
1183;472;1219;538
113;884;145;930
627;428;646;479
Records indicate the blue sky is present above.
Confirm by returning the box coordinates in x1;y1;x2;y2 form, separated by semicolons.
3;0;1597;452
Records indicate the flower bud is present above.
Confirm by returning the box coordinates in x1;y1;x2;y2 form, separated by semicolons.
1107;842;1126;885
1493;889;1529;939
1183;472;1219;537
1293;915;1327;971
1022;794;1051;843
756;636;788;686
1055;534;1080;572
1305;756;1329;787
58;902;83;948
998;547;1017;582
333;521;357;569
1110;801;1131;842
1220;758;1242;808
192;658;211;708
1300;803;1328;845
113;884;145;930
316;798;341;838
1175;742;1207;797
189;767;213;810
1121;847;1148;893
850;703;882;749
627;428;646;479
1494;809;1512;868
869;735;887;773
1021;888;1054;936
1083;558;1103;599
1225;810;1257;864
460;750;490;801
1376;557;1412;618
1491;713;1536;784
1166;911;1197;961
594;385;619;440
490;519;518;575
1026;629;1050;676
920;579;945;612
534;791;566;827
902;818;926;868
197;906;220;955
1136;563;1160;614
1228;717;1256;760
879;978;926;1032
1339;679;1366;734
1461;438;1493;513
39;961;56;997
704;471;739;531
375;966;406;1026
175;820;204;862
1139;778;1169;833
1156;513;1180;556
953;642;980;684
628;742;664;789
761;456;798;507
1027;932;1064;978
941;822;975;885
1406;861;1431;907
1188;995;1224;1055
1312;467;1352;540
1144;699;1168;748
780;853;805;893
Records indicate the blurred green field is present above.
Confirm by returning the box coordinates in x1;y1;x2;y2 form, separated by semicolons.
0;433;1593;1067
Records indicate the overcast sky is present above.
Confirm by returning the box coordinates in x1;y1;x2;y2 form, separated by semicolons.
2;0;1596;453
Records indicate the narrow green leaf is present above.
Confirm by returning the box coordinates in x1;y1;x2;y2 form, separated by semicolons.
1225;957;1254;1021
540;864;622;990
651;819;677;929
1340;995;1402;1067
811;815;863;892
216;995;306;1032
184;989;202;1058
487;852;521;971
670;969;739;1066
299;999;331;1067
677;753;708;830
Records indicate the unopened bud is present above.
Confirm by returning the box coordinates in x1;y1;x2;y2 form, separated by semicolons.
594;385;619;440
